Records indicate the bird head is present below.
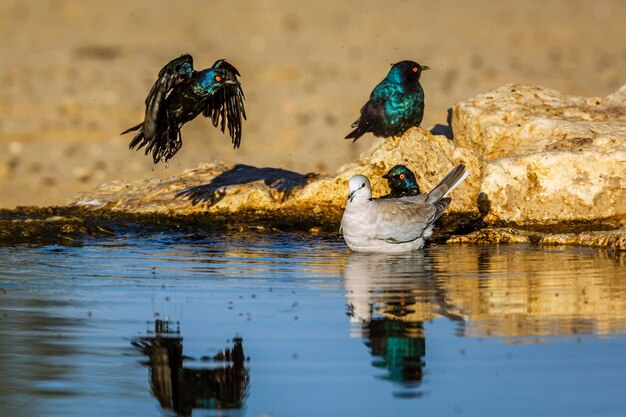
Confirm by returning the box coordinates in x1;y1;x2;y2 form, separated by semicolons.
382;165;420;193
388;60;430;83
347;175;372;203
196;68;241;95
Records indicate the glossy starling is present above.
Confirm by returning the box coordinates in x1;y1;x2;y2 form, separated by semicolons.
345;60;429;142
121;54;246;163
380;164;421;198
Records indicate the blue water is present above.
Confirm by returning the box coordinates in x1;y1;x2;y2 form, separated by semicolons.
1;231;625;417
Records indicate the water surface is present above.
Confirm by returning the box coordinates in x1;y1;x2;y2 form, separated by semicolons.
1;231;625;416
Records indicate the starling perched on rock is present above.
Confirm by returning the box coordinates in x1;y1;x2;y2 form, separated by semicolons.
381;165;421;198
346;60;429;142
122;54;246;163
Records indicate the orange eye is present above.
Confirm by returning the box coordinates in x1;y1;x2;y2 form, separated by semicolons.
412;67;418;73
399;173;406;180
215;75;222;82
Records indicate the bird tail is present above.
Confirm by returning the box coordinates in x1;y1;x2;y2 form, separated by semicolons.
125;121;181;163
127;127;147;152
139;125;180;164
120;122;143;136
345;121;366;143
427;164;468;202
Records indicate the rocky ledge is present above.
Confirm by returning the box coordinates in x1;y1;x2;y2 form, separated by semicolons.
5;84;625;250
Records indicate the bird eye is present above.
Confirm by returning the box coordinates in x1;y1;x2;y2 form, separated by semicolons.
361;183;365;188
412;67;418;73
214;75;222;82
399;174;405;180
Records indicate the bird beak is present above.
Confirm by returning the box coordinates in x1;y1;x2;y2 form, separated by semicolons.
382;174;389;179
348;190;356;203
422;66;430;71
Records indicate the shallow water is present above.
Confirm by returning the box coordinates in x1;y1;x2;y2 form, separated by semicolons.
1;231;625;417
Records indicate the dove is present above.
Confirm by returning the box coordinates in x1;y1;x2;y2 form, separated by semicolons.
340;164;468;253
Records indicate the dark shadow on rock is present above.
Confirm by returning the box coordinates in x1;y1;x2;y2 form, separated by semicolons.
176;164;317;207
477;192;491;217
429;108;454;140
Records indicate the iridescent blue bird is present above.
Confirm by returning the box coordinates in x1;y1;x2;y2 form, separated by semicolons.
346;60;429;142
122;54;246;163
380;164;421;198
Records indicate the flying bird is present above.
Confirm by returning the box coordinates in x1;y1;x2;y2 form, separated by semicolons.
380;164;421;198
340;165;467;252
346;60;429;142
121;54;246;163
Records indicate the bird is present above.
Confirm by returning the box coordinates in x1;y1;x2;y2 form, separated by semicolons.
121;54;246;163
345;60;429;142
380;164;421;198
340;164;468;252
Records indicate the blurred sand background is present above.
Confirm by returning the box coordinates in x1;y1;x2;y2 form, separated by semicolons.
0;0;624;208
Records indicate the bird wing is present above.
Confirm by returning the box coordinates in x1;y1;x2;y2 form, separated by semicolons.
373;199;439;243
203;59;247;148
142;54;194;140
345;98;386;141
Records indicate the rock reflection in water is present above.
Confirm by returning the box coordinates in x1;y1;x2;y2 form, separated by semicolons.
431;246;626;339
131;320;249;416
344;252;436;390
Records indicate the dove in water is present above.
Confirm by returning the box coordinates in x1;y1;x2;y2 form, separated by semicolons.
340;164;468;253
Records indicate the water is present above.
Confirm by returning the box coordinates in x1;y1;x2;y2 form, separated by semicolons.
1;231;625;417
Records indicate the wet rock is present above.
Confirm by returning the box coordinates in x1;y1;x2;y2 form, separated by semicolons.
446;228;544;245
446;226;626;252
0;210;90;245
541;227;626;251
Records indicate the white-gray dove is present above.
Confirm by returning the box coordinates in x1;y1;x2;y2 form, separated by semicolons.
340;164;468;253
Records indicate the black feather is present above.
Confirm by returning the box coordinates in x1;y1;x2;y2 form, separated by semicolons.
122;54;246;163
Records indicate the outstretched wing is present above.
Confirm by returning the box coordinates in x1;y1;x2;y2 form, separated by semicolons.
142;54;194;140
203;59;247;148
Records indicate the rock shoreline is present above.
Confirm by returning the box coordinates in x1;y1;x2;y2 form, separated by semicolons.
4;84;624;250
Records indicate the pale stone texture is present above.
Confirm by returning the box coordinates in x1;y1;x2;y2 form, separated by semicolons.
452;84;626;159
453;84;626;226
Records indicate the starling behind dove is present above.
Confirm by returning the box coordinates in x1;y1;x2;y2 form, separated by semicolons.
380;164;421;198
121;54;246;163
340;165;468;252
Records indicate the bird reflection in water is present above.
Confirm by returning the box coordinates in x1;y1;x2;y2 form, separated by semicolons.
343;252;436;394
131;319;249;416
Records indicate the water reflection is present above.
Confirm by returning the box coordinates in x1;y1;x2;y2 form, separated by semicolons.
343;253;434;391
132;320;249;416
342;245;626;395
344;246;626;345
430;245;626;339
